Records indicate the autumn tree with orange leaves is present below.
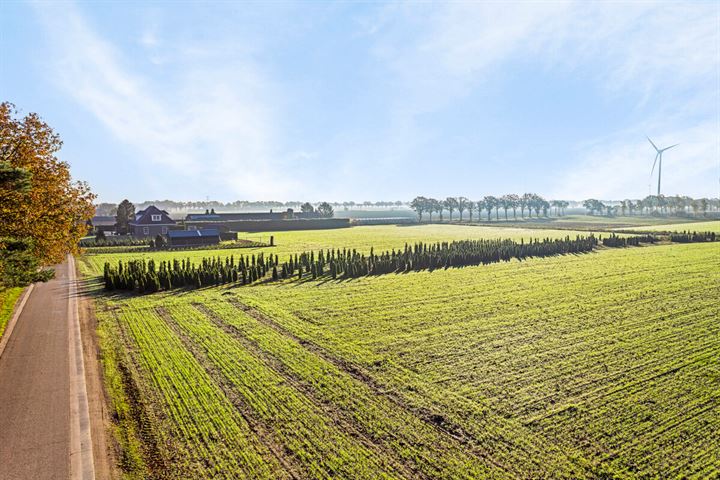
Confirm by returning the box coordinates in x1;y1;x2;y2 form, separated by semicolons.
1;102;95;268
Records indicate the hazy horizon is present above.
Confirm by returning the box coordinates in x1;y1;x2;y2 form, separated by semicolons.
2;1;718;203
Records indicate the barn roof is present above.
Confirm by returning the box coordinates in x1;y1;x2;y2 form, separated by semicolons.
168;228;220;238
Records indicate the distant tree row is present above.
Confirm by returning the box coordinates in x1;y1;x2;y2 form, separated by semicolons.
583;195;719;217
95;199;397;216
409;194;567;222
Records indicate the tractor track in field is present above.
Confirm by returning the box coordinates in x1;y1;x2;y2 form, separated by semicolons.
224;297;571;478
154;307;301;480
191;302;427;480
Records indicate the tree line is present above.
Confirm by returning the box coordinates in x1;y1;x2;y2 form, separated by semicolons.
95;199;388;217
583;195;719;217
409;194;568;222
103;230;718;294
1;102;95;287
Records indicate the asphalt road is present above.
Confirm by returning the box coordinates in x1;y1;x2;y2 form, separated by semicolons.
0;259;94;480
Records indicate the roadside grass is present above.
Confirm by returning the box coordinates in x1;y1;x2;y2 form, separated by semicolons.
81;225;720;478
0;287;23;339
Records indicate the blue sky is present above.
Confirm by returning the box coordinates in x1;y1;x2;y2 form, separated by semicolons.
1;1;718;203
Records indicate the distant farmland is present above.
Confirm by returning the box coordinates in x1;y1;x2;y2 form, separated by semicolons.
83;222;720;479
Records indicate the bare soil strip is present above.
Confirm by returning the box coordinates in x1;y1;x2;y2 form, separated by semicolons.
78;288;119;479
67;254;96;480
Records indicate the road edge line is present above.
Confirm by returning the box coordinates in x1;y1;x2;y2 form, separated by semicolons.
0;283;35;360
68;254;96;480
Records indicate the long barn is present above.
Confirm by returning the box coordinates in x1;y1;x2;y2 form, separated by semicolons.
167;228;220;247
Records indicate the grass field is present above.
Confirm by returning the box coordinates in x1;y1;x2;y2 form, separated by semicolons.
80;224;620;277
622;220;720;233
470;214;713;231
83;224;720;479
0;287;23;339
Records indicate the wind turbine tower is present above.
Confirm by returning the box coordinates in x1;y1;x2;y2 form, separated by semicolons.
647;137;678;196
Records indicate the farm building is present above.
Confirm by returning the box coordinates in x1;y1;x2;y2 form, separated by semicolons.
184;208;349;233
90;215;116;234
185;208;321;222
130;205;177;237
168;228;220;247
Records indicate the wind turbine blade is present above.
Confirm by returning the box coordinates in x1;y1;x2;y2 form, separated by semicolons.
650;152;659;176
661;143;679;152
647;136;660;152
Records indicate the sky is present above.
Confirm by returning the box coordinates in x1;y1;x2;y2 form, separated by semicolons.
1;1;718;203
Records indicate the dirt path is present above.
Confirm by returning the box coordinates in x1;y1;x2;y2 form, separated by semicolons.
0;257;101;480
77;268;117;480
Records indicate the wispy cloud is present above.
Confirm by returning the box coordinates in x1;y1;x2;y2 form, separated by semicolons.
33;2;298;200
26;1;719;201
365;1;719;198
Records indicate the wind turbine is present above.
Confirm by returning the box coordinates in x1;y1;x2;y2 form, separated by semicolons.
647;137;678;196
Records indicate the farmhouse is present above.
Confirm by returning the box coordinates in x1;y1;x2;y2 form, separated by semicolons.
130;205;176;237
168;228;220;247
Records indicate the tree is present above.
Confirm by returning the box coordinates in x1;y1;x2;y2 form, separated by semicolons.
505;194;520;219
483;196;497;221
444;197;458;221
431;198;444;221
467;200;476;222
300;202;314;213
521;193;534;218
499;195;511;220
476;199;486;222
699;198;708;217
551;200;562;217
0;102;95;264
626;200;635;216
154;234;167;249
94;202;117;216
457;197;469;222
427;198;441;222
116;199;135;235
317;202;334;218
0;237;52;287
410;196;428;221
583;199;605;215
560;200;569;216
541;199;550;217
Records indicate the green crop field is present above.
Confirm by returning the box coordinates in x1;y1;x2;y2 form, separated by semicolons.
622;220;720;233
80;224;622;278
82;224;720;479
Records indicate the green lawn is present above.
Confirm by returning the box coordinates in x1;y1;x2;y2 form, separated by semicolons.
83;225;720;479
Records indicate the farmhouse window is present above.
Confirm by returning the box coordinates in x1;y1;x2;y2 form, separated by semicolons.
143;227;149;235
161;227;168;234
151;214;162;222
